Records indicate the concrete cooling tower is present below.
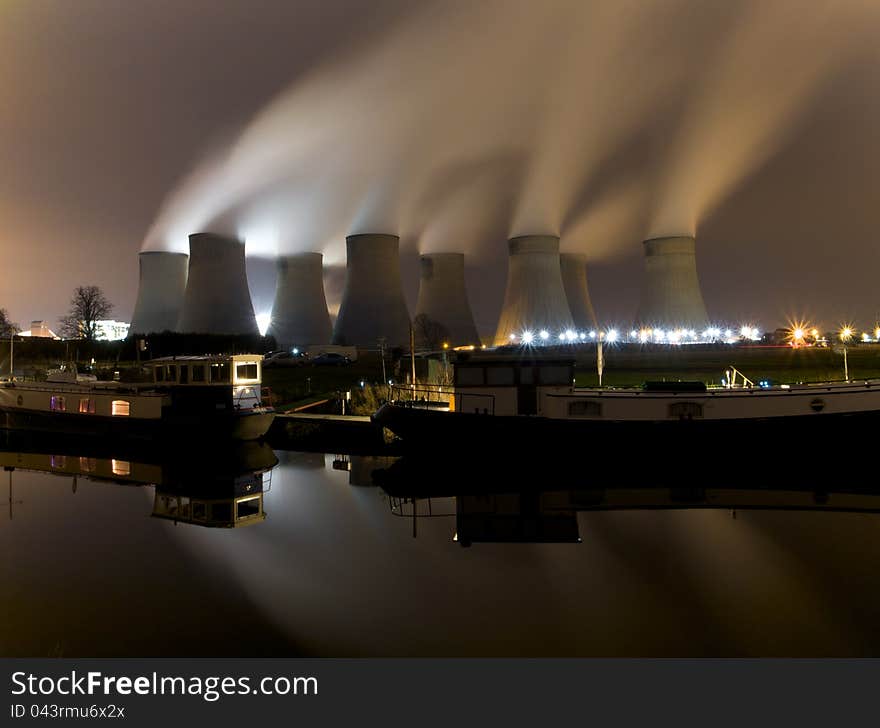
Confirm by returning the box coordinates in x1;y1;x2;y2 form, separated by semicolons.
267;253;332;349
493;235;575;345
332;234;411;348
177;233;259;336
634;235;709;329
129;251;189;334
560;253;597;332
414;253;480;347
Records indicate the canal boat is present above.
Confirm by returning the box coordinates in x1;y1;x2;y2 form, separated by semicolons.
372;352;880;451
0;354;275;441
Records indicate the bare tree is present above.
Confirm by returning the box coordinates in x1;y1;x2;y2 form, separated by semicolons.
412;313;450;352
60;286;113;341
0;309;19;338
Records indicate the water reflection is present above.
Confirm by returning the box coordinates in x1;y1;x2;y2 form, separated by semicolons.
2;436;277;529
4;442;880;657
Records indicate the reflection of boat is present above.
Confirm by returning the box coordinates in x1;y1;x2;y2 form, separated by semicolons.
1;438;277;529
0;354;274;441
373;352;880;450
374;454;880;546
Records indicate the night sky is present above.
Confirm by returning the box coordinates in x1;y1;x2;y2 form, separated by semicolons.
2;0;879;337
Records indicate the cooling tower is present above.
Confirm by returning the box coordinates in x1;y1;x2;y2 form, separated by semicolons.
493;235;575;345
267;253;332;349
634;235;709;329
560;253;597;331
129;251;189;334
332;234;411;348
414;253;480;347
177;233;259;336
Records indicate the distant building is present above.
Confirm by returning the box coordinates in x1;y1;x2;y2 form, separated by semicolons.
17;320;61;339
94;320;130;341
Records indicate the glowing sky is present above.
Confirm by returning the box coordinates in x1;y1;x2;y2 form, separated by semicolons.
2;0;879;335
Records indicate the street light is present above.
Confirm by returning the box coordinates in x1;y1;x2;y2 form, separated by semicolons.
839;325;854;381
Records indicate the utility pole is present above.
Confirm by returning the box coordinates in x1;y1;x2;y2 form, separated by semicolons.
409;325;416;395
378;337;389;400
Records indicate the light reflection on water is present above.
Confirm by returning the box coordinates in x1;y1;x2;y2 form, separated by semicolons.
2;445;880;657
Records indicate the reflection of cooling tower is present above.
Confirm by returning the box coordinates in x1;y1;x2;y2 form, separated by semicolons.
494;235;574;345
414;253;480;347
635;236;709;328
332;234;410;348
560;254;597;331
177;233;259;335
129;251;189;334
267;253;331;349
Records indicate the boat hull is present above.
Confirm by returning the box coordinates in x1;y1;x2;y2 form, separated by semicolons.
0;406;275;442
372;401;880;453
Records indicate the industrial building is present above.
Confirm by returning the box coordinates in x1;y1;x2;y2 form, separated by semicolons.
332;234;411;348
634;235;709;330
177;233;260;336
560;253;597;332
414;252;480;347
129;251;189;334
493;235;575;345
267;253;332;349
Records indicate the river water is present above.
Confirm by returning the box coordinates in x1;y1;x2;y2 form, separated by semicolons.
2;445;880;657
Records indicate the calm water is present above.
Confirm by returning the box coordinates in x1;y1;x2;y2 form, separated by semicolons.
3;445;880;657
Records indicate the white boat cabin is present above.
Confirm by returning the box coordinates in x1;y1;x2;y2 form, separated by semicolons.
146;354;264;410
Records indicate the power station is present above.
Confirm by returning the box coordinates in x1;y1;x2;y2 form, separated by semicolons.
129;251;189;334
560;253;597;332
267;252;332;349
177;233;260;336
332;234;411;348
414;253;480;347
634;235;709;330
494;235;575;345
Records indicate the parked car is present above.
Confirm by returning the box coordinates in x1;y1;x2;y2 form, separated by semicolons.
263;350;307;368
311;352;351;366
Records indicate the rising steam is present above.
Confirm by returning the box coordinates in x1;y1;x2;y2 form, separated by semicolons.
143;0;877;273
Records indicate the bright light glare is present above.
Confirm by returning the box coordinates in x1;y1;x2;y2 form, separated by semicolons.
606;329;618;343
521;330;534;344
508;333;517;341
256;312;271;336
539;329;550;340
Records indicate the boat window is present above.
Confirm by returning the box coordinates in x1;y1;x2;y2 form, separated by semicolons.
79;457;96;473
668;402;703;419
518;367;535;384
236;496;261;520
191;364;206;382
179;366;189;384
155;366;165;383
236;363;259;380
111;459;131;476
456;367;484;386
166;365;177;382
78;398;95;414
50;395;66;412
486;367;515;386
192;502;207;521
111;400;130;417
51;455;66;469
211;363;230;383
569;400;602;417
538;366;571;385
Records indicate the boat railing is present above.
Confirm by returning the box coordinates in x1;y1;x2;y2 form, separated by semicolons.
390;384;454;409
723;366;755;388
